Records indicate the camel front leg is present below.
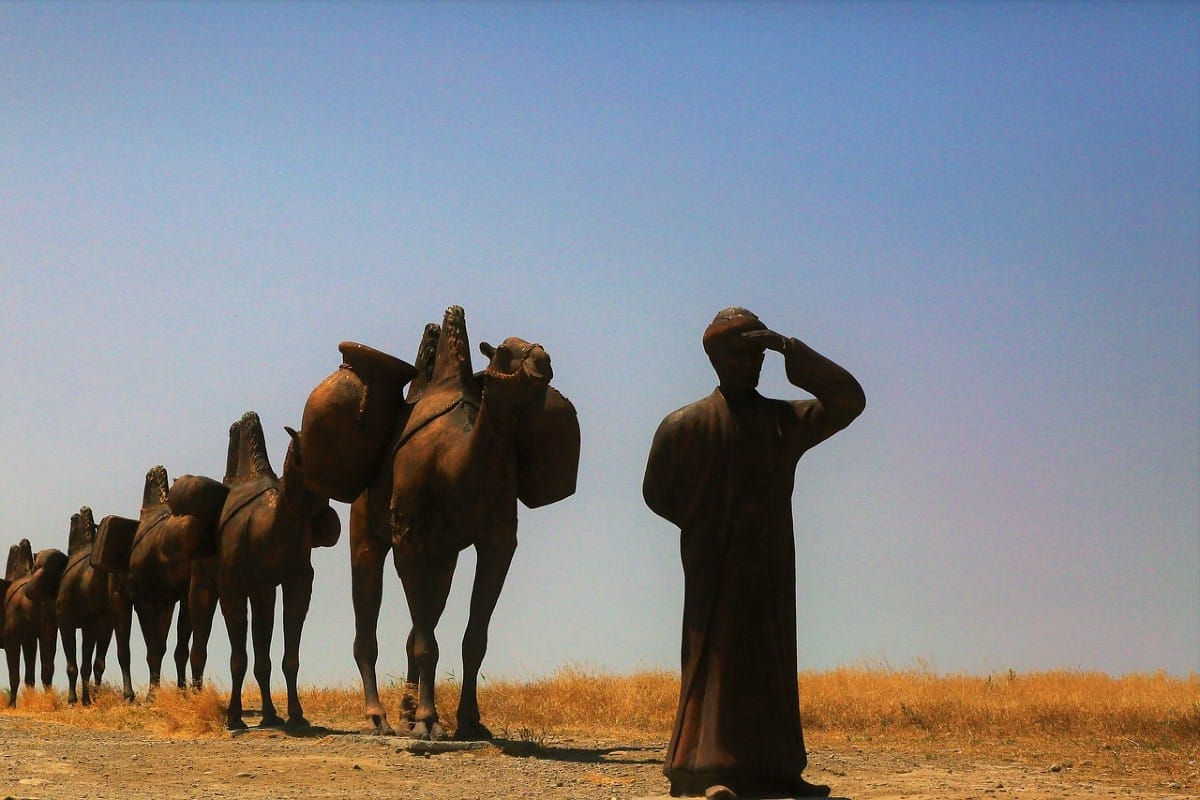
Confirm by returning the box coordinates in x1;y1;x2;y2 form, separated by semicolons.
396;548;458;741
249;585;281;727
350;511;394;734
220;589;250;730
280;562;314;729
456;537;517;740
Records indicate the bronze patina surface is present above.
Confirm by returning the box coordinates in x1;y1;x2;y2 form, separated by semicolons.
643;308;865;799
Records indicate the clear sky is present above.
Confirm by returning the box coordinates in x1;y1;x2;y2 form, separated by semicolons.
2;2;1197;694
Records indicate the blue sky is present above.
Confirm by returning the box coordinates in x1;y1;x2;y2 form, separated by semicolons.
2;2;1196;694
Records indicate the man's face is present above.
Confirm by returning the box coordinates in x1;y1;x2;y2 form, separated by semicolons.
708;334;765;391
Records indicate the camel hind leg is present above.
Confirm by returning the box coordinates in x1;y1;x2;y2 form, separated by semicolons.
92;620;112;688
80;625;98;705
249;585;283;727
280;561;314;729
5;644;21;706
455;536;517;740
60;626;80;705
187;562;218;691
350;500;394;734
220;588;250;730
110;577;136;702
173;598;192;689
136;600;175;696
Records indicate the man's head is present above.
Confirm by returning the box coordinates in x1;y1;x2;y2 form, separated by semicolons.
703;307;767;392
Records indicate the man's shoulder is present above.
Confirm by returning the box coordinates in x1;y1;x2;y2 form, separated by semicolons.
658;390;722;427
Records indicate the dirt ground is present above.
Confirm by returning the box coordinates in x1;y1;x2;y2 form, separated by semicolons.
1;714;1193;800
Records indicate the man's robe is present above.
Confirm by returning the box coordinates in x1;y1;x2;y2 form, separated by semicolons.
643;339;863;797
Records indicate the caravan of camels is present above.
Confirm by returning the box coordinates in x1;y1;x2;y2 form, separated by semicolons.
1;305;581;740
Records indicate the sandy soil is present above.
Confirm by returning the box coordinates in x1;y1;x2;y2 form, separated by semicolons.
1;715;1193;800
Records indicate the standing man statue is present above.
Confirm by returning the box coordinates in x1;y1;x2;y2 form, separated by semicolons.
643;307;866;799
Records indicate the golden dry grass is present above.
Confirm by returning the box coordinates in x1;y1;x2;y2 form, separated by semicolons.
3;666;1196;789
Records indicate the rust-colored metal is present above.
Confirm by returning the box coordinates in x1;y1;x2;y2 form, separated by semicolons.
216;411;340;730
321;306;579;740
56;507;114;705
3;539;68;706
643;307;866;799
107;465;226;702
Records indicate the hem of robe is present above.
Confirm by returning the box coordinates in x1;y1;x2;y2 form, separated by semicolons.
665;763;814;798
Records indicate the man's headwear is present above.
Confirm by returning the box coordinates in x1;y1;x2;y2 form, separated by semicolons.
702;307;765;354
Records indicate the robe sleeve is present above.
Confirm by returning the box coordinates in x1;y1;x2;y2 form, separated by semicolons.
782;336;866;448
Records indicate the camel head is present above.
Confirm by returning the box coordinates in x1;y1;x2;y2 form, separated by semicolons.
142;465;170;513
26;548;68;602
478;337;554;408
5;539;33;582
68;506;97;554
282;427;341;548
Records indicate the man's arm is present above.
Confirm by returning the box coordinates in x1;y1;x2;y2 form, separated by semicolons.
745;330;866;446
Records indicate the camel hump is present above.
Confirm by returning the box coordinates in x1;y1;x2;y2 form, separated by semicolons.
168;474;230;520
91;515;140;573
226;411;278;485
516;385;581;508
142;466;170;513
430;305;479;396
5;539;33;581
68;506;97;555
406;323;441;402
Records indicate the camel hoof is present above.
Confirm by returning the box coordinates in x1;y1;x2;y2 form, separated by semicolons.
226;716;249;731
284;715;310;731
361;714;396;736
258;714;286;729
410;720;449;741
454;720;493;741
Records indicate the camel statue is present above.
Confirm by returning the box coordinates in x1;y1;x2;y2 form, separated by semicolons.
104;465;225;701
217;411;340;730
3;539;68;706
56;506;114;705
344;305;580;739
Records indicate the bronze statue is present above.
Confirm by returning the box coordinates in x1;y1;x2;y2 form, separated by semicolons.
55;506;114;705
102;465;225;701
299;305;579;739
3;539;67;706
643;308;866;799
216;411;341;730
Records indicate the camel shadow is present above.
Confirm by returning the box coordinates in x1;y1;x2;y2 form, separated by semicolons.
491;738;664;765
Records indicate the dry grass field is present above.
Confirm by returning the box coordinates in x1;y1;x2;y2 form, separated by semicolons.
4;665;1197;797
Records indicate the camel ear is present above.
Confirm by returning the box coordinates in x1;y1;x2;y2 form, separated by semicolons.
479;341;496;359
